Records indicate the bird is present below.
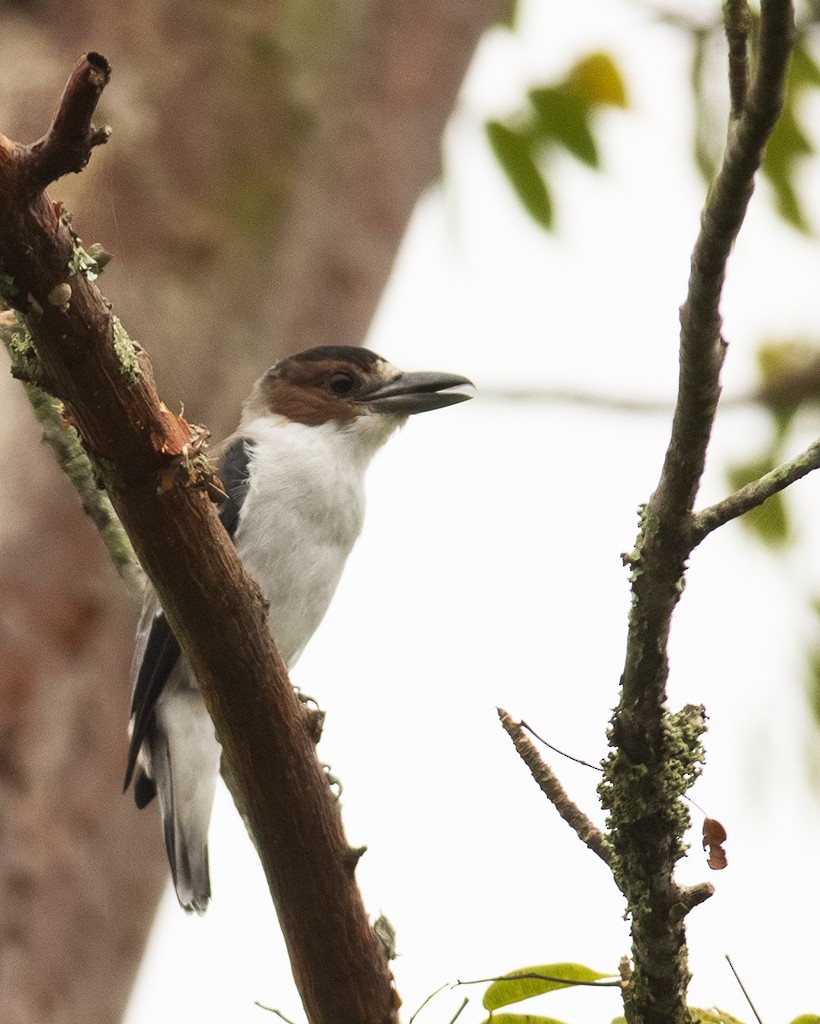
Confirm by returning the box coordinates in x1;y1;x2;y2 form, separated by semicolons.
124;345;473;913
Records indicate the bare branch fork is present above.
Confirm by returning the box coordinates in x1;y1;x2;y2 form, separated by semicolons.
0;54;397;1024
499;3;797;1023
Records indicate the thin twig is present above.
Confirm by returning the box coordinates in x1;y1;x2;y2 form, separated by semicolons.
454;971;621;990
497;709;615;876
521;720;603;772
474;384;819;413
407;983;448;1024
447;997;469;1024
478;387;677;412
519;720;713;846
690;437;820;544
725;956;765;1024
254;1003;299;1024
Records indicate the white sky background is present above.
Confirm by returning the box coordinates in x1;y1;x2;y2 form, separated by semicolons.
127;2;820;1022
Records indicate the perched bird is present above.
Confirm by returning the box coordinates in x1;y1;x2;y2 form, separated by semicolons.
124;345;473;912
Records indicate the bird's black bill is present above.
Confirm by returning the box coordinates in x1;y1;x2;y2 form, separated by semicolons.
359;371;474;415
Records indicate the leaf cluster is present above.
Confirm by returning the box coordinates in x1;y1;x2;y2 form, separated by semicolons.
473;961;819;1024
485;52;628;229
489;22;820;236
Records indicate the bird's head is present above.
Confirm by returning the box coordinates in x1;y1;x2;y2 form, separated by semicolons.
242;346;474;437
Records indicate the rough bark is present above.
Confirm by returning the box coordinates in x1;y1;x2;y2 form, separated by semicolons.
495;3;797;1022
2;53;400;1024
0;3;508;1022
602;3;795;1022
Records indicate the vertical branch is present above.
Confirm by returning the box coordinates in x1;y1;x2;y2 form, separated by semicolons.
601;3;795;1023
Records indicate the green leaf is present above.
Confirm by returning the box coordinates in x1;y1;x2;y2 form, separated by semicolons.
565;52;629;108
767;105;813;167
757;338;820;386
760;37;820;234
755;339;820;425
690;32;719;184
485;51;628;225
806;637;820;730
482;964;613;1010
726;454;791;547
528;87;599;168
789;41;820;88
480;1016;569;1024
764;104;814;232
485;121;553;228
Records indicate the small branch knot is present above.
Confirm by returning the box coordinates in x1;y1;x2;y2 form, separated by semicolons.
344;846;367;874
678;882;715;914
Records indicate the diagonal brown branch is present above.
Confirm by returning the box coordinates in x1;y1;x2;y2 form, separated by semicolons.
497;709;615;874
0;54;397;1024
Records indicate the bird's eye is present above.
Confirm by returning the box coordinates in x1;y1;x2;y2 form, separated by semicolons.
329;371;356;395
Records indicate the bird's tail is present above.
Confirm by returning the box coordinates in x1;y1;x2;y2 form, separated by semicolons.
151;735;213;913
149;721;218;915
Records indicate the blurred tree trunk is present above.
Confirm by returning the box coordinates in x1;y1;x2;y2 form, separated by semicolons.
0;2;507;1021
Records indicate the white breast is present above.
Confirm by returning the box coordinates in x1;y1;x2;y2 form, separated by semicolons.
233;414;395;667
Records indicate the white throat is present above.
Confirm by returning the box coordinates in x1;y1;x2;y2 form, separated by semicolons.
233;413;400;666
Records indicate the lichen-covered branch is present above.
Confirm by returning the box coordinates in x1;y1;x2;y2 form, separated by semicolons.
1;309;143;591
0;54;397;1024
601;3;796;1023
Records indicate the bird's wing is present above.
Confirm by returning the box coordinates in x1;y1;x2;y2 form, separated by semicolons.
123;437;257;795
212;435;256;536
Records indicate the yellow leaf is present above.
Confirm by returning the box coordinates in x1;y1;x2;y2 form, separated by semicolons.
565;52;628;108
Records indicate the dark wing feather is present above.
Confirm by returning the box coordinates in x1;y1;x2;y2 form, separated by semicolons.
123;437;256;798
123;614;179;793
134;768;158;808
215;437;256;536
